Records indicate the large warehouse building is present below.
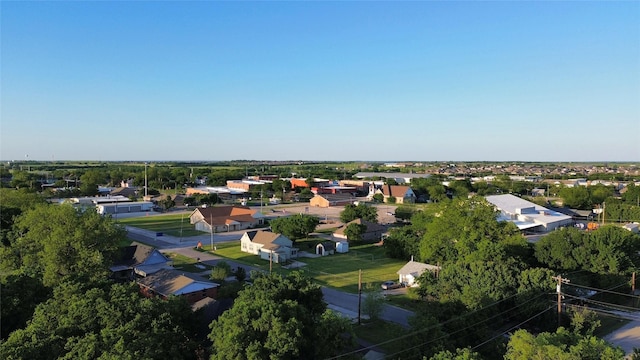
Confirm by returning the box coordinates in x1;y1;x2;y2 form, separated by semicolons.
485;194;572;233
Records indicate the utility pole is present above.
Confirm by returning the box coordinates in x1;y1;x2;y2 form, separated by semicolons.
210;213;214;251
269;252;273;273
180;213;184;243
632;272;636;295
553;275;570;328
357;269;362;325
144;162;148;198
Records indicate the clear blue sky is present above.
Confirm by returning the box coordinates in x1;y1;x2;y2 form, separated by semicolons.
2;1;639;162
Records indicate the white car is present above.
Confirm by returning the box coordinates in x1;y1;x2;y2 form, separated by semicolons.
381;281;402;290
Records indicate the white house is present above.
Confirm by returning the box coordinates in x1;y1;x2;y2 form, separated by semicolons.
397;259;440;287
240;230;297;263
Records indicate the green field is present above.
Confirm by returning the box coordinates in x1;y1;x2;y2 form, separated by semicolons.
118;213;205;237
210;240;405;293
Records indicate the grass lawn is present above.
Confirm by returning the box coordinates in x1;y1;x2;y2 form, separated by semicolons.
593;313;630;338
163;252;214;273
118;213;205;237
384;288;424;312
353;319;408;354
209;241;405;293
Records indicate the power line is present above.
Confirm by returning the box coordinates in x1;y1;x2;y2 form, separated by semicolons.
471;306;554;350
562;294;640;313
566;282;640;300
384;295;552;359
327;291;549;359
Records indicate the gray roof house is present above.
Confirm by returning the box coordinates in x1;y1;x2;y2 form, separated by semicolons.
397;259;441;287
110;243;172;280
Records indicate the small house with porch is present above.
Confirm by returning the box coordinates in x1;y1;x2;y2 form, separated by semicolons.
240;230;298;263
397;259;441;287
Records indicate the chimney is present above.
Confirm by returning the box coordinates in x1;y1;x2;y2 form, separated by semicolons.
410;255;414;262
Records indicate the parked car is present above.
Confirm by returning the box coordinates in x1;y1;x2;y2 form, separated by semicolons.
381;281;403;290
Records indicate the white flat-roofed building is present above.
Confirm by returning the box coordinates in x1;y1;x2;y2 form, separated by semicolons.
486;194;572;233
353;172;431;184
186;186;247;196
97;201;153;215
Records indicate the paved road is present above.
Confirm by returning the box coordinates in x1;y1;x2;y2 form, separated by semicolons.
125;225;414;328
601;310;640;357
322;287;412;328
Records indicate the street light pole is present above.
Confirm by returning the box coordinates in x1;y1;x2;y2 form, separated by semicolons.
144;162;148;198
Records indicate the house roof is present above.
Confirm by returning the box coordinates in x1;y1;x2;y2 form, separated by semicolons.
397;260;440;277
334;219;386;236
138;269;219;297
249;230;281;245
379;185;412;197
485;194;572;228
312;194;354;202
111;243;159;269
192;206;262;227
110;187;139;197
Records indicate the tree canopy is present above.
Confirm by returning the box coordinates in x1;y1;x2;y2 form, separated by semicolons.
269;214;319;240
504;327;625;360
419;197;522;264
2;203;126;287
339;203;378;223
0;282;200;360
209;272;353;360
535;226;640;275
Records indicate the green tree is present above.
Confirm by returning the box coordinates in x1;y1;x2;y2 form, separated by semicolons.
559;186;591;209
343;222;367;242
7;204;125;287
209;272;354;360
383;226;421;260
269;214;319;240
299;188;313;201
0;274;51;340
339;203;378;223
361;288;385;321
427;184;448;203
211;261;232;282
394;206;415;222
79;169;104;196
589;185;615;206
535;226;640;275
372;193;384;203
449;179;473;199
419;197;519;263
234;266;247;282
160;196;176;211
569;307;600;337
504;327;625;360
0;281;199;360
430;348;481;360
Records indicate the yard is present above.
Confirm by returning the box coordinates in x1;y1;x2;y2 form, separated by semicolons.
118;213;205;237
164;252;214;273
210;240;406;293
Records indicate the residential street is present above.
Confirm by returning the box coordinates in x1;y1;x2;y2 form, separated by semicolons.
125;224;413;328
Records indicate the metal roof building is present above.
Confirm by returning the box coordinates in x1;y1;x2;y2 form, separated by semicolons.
485;194;572;233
